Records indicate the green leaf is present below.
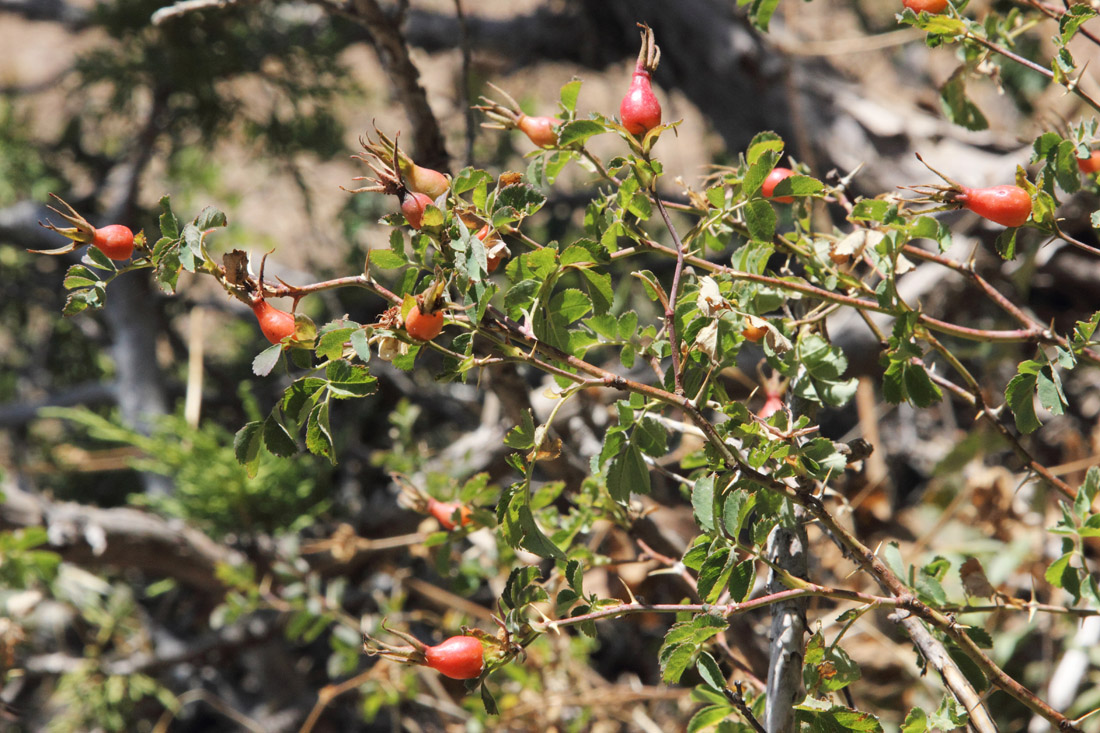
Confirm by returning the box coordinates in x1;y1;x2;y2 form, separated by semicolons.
795;700;882;732
369;248;406;269
770;174;824;199
747;0;780;31
692;475;717;533
697;547;733;603
315;327;356;361
727;559;755;603
743;150;779;197
1061;5;1098;44
746;131;784;165
903;360;943;408
350;328;371;362
1075;467;1099;520
1045;552;1074;589
928;696;968;730
939;69;988;132
915;569;948;606
83;245;118;272
945;641;988;692
634;415;668;457
325;360;377;399
559;79;582;113
660;642;696;684
744;199;776;242
252;343;284;377
695;652;727;691
505;410;537;450
607;442;650;503
481;684;498;715
420;203;444;228
901;707;928;733
62;289;95;315
658;615;728;683
549;288;593;323
804;632;861;694
63;264;98;290
580;269;614;315
722;487;755;540
496;183;546;218
305;401;334;461
850;199;902;224
882;542;907;583
282;377;326;422
233;420;263;477
262;414;298;457
453;167;493;195
912;14;967;36
518;504;564;559
557;119;607;147
801;438;848;479
195;206;227;230
627;192;652;220
688;705;733;733
158;195;180;240
994;227;1018;260
1036;365;1067;416
1005;370;1041;434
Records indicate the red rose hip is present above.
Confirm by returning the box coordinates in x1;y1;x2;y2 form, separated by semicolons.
427;498;473;530
762;167;795;204
401;191;435;230
424;636;485;680
956;185;1031;228
251;300;296;344
620;24;662;136
93;224;135;261
903;0;948;13
517;115;558;148
405;303;444;341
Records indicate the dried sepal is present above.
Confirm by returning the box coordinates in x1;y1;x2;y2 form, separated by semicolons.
32;193;96;255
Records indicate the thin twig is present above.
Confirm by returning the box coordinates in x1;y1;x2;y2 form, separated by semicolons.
730;681;767;733
924;368;1077;500
963;31;1100;115
653;196;687;396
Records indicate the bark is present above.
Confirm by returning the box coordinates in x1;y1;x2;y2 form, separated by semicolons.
764;509;808;733
0;479;240;593
347;0;451;171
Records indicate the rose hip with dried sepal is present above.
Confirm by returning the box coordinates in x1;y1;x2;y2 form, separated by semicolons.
475;84;560;149
619;23;662;136
902;153;1032;228
363;621;485;680
346;131;442;231
360;124;450;199
33;193;136;261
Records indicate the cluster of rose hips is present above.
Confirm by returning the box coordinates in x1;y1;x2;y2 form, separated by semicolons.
28;11;1097;693
35;13;1055;354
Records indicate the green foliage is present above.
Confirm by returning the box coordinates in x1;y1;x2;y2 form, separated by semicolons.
0;527;61;589
15;2;1100;729
41;406;329;536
